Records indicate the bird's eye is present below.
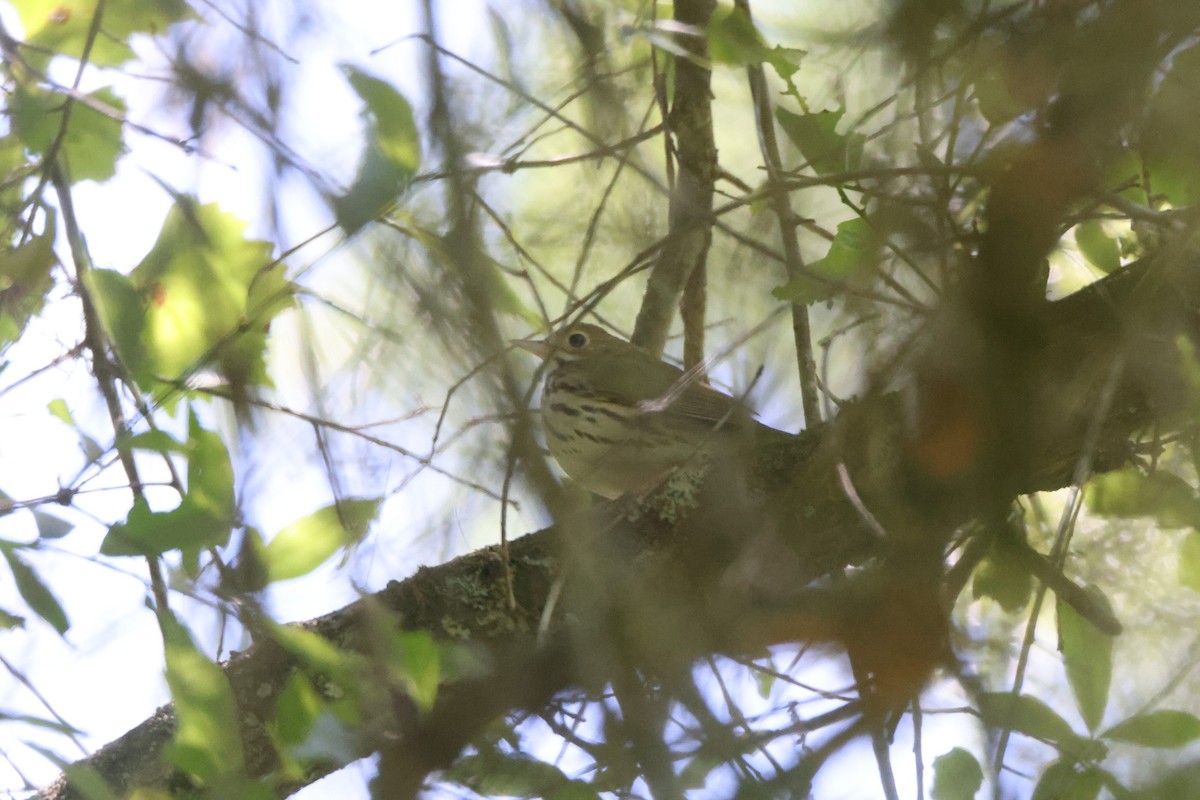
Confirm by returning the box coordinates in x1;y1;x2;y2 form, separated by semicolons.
567;331;588;349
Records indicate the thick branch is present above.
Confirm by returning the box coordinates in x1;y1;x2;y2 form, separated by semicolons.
39;253;1200;799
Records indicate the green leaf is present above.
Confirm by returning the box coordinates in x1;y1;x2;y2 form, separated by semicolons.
9;86;126;182
263;497;382;582
59;764;121;800
446;752;602;800
972;534;1034;613
706;6;804;97
978;692;1080;746
83;267;145;374
1142;44;1200;206
0;608;25;629
46;399;73;426
1075;221;1122;274
931;748;983;800
275;673;322;747
1032;760;1104;800
2;547;69;634
392;630;441;713
335;66;420;233
126;199;293;394
1181;531;1200;592
0;215;57;349
18;0;193;68
161;616;243;781
771;217;877;305
1058;587;1113;733
1102;710;1200;748
775;107;863;176
34;510;74;540
1085;468;1200;529
101;415;234;556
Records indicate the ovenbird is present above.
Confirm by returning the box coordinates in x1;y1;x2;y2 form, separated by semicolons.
514;323;776;499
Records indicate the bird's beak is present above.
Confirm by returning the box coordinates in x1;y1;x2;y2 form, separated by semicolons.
512;337;550;359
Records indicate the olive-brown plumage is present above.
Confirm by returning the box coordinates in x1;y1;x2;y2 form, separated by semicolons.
514;324;771;499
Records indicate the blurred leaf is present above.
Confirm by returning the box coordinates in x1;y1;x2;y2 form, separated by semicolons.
335;66;420;233
184;411;234;531
289;710;362;767
775;107;863;176
1085;468;1200;528
1075;221;1122;273
1;546;69;634
446;752;602;800
161;616;243;781
0;214;57;350
972;535;1033;613
263;497;381;582
707;6;804;97
101;414;234;556
1142;43;1200;206
0;608;25;629
1180;531;1200;592
1057;587;1113;733
392;630;441;713
59;764;120;800
18;0;193;67
124;200;292;395
931;747;983;800
772;217;877;305
46;399;73;426
275;673;322;747
1032;760;1104;800
83;267;146;376
1102;710;1200;748
34;511;73;540
978;692;1080;746
10;87;126;182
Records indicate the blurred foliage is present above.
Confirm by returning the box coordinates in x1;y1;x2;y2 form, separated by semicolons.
0;0;1198;798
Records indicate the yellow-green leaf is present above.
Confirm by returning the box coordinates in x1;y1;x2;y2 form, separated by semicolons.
263;498;382;582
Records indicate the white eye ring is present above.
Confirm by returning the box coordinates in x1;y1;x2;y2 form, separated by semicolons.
567;331;588;349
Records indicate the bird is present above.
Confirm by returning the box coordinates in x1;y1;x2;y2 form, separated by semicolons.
513;323;776;500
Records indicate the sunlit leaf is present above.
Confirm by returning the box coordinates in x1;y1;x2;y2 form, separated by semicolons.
263;497;381;582
335;66;420;233
1057;587;1113;733
775;107;864;176
128;200;293;395
931;747;983;800
1102;710;1200;748
18;0;193;68
2;546;69;634
161;616;243;780
9;87;126;182
772;217;877;305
